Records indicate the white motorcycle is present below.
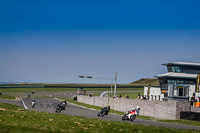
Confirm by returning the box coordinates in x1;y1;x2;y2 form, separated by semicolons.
122;106;140;122
31;99;35;108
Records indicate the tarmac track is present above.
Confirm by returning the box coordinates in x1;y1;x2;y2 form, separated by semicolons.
1;98;200;131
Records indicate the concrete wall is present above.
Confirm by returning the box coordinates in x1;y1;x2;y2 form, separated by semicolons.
191;107;200;112
144;86;164;101
78;95;191;120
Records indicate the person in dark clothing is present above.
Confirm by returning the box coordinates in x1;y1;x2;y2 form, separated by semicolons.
104;105;110;115
191;95;195;106
27;94;30;98
138;94;140;99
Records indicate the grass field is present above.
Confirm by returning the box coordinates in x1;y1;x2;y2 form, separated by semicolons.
0;87;143;93
0;102;199;133
0;95;16;99
93;92;139;99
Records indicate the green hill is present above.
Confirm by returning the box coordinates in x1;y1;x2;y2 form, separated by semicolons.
129;78;159;86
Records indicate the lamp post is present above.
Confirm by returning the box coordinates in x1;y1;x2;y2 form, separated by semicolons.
79;72;117;96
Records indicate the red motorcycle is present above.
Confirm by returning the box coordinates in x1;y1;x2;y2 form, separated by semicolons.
122;106;140;122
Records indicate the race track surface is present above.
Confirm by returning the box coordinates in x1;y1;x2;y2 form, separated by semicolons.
1;98;200;131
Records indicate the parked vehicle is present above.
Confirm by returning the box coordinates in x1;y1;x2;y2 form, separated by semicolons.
122;106;140;122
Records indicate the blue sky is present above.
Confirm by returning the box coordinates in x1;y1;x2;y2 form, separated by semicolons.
0;0;200;84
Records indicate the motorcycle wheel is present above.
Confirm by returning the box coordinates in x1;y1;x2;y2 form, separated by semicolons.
97;112;101;116
130;115;136;122
101;111;106;117
32;103;35;108
122;115;126;121
58;108;62;113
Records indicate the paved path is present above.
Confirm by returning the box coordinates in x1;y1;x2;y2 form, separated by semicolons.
1;98;200;131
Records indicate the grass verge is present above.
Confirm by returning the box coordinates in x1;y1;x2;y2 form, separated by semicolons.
0;95;16;99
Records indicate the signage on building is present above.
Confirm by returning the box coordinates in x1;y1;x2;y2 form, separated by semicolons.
195;72;200;92
147;84;151;100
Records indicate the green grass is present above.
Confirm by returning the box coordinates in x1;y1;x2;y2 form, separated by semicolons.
0;87;143;93
93;92;140;99
0;102;199;133
159;119;200;127
0;95;16;99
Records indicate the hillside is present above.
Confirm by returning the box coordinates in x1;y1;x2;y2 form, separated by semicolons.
129;78;159;86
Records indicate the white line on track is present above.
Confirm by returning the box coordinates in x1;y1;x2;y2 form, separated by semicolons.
21;97;28;109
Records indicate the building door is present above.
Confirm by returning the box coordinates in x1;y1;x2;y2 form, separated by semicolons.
178;87;183;96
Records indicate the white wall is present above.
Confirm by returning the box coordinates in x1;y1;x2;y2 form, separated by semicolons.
144;86;164;101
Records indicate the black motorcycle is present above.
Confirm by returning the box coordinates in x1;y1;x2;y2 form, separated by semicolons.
55;102;66;113
97;106;110;117
55;104;62;113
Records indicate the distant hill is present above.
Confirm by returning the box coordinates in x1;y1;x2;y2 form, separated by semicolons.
129;78;159;86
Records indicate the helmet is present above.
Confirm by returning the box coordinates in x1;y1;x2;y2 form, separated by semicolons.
136;106;140;110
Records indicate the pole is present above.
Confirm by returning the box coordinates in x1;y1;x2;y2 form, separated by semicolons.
114;72;117;96
111;78;113;95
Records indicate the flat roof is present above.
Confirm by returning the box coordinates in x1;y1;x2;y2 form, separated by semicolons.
155;72;197;79
162;62;200;67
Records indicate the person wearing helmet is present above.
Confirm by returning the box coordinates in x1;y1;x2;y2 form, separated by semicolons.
101;105;110;115
106;105;110;114
127;106;140;116
31;99;35;108
60;101;66;110
136;106;140;115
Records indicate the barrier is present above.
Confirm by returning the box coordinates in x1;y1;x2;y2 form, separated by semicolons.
77;95;191;120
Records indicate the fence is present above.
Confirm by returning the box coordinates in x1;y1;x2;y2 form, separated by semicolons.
77;95;191;120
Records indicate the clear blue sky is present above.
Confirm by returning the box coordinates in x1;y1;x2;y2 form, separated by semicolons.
0;0;200;84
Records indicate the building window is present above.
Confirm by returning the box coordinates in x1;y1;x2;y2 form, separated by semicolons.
168;66;185;73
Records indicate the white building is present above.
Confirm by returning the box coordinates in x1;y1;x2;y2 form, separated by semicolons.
144;62;200;101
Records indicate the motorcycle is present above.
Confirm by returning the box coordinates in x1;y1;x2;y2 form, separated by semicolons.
31;101;35;108
122;109;138;122
55;104;62;113
55;102;66;113
97;107;109;117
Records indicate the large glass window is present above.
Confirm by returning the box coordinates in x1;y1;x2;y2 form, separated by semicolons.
170;66;185;72
167;79;195;85
167;65;200;74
